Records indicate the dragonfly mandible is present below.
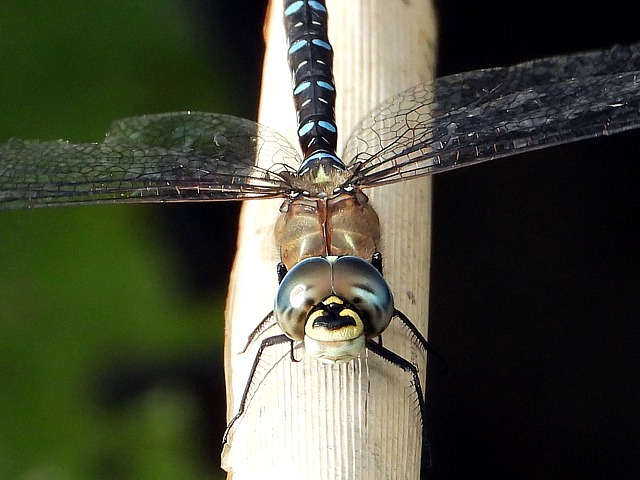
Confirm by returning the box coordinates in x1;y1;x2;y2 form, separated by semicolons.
1;0;640;476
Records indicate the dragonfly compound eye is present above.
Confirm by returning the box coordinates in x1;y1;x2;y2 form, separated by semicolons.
274;255;395;364
332;256;394;338
275;257;333;342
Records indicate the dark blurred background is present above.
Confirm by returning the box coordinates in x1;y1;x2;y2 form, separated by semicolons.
431;2;639;479
0;1;266;478
0;0;638;479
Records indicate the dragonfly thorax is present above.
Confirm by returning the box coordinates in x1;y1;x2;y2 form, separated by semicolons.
274;189;381;270
291;150;351;196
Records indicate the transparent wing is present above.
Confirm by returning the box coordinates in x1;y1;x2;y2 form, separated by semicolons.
343;42;640;187
0;112;301;210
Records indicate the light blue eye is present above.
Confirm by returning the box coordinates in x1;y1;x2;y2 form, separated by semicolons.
275;257;332;341
332;256;394;337
274;256;394;342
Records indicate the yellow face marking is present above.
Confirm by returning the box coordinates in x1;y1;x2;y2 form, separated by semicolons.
322;295;343;305
303;295;366;362
305;303;364;343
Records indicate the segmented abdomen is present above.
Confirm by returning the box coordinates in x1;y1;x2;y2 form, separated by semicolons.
283;0;338;158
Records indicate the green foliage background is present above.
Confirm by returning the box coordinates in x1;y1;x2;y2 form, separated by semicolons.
0;1;247;478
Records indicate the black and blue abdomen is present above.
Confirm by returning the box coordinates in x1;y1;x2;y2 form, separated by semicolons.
283;0;339;160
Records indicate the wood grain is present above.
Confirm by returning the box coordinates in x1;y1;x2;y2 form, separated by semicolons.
223;1;437;478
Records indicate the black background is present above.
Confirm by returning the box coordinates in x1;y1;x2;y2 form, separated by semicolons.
431;1;639;479
156;1;640;478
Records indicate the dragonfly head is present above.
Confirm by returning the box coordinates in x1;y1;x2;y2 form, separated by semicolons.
274;255;394;364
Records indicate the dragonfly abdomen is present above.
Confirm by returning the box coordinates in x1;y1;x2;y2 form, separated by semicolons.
284;0;338;159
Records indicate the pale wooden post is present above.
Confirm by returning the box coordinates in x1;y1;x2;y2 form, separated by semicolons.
223;0;437;478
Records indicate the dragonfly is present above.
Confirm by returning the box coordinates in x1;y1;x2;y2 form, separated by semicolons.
1;0;640;475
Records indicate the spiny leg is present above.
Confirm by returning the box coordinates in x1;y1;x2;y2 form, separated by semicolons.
240;310;277;354
371;251;445;371
366;339;432;477
223;333;292;445
393;308;448;375
240;261;288;354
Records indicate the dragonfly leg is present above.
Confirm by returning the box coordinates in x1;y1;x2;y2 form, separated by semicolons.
223;333;292;445
277;261;288;284
289;339;301;362
393;308;448;375
239;310;277;354
371;251;383;275
239;261;289;355
365;339;432;475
